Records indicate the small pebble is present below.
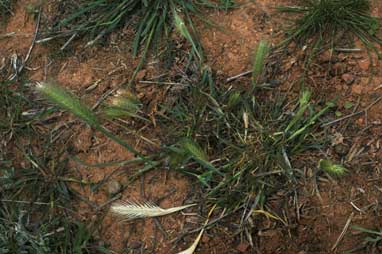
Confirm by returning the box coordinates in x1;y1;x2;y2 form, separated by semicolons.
341;73;355;85
236;242;250;253
358;59;370;71
334;144;350;156
107;180;122;196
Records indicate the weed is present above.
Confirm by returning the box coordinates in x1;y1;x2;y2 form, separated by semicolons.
159;69;334;209
0;0;12;19
278;0;382;64
0;79;112;252
252;40;270;88
48;0;235;77
33;73;332;211
348;226;382;253
0;127;107;253
319;159;347;176
36;82;149;162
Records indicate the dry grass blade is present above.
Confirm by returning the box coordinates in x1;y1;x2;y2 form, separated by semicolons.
176;204;216;254
176;229;204;254
111;201;195;219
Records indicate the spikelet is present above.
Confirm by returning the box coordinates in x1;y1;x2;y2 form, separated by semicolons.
36;82;99;127
181;139;223;176
110;201;195;219
103;89;143;119
36;82;147;160
182;139;208;162
319;159;347;176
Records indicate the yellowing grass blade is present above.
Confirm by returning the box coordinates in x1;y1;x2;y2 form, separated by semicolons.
253;209;287;224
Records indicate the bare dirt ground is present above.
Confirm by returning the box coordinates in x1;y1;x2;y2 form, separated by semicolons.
1;0;382;253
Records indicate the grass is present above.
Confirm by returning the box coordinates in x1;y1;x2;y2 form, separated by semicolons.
36;82;149;162
0;0;12;19
252;40;270;88
0;81;52;158
348;226;382;253
32;54;333;213
158;68;334;209
1;167;108;253
278;0;382;65
2;0;381;251
0;80;109;253
32;44;334;213
49;0;235;78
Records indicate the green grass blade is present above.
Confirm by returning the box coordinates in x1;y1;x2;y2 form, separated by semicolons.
252;40;270;89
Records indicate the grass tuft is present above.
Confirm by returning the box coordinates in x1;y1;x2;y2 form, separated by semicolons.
159;69;334;209
49;0;235;76
0;0;12;19
278;0;382;60
0;164;107;253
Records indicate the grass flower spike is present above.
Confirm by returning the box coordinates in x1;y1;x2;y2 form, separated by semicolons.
319;159;347;176
36;82;99;127
111;201;195;220
36;82;147;161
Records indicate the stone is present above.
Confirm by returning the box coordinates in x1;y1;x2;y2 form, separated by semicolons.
201;234;210;243
356;118;364;125
107;180;122;196
351;85;363;94
334;144;350;156
135;69;147;81
319;50;333;62
331;62;346;75
341;73;355;85
338;53;347;61
236;242;250;253
358;59;370;71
